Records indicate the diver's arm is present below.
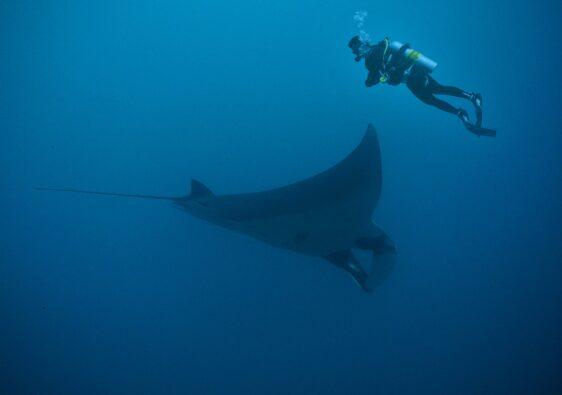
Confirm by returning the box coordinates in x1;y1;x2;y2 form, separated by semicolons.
365;72;380;87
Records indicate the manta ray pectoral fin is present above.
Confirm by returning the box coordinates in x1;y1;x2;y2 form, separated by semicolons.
189;179;214;199
325;250;372;293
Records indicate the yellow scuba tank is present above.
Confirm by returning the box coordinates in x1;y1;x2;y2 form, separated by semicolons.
389;41;437;73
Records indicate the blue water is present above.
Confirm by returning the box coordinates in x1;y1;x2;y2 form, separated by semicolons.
2;1;561;394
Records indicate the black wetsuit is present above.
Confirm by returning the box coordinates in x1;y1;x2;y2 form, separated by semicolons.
363;40;390;87
362;41;471;115
406;66;471;114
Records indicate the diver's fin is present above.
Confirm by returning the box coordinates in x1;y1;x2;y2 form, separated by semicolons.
35;187;179;201
325;250;371;293
471;93;483;128
459;106;496;137
467;124;496;137
189;179;213;199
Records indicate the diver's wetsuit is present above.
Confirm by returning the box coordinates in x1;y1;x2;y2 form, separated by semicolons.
406;66;472;114
350;36;494;136
361;40;472;115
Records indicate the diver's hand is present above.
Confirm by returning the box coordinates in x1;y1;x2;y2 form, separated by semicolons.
365;72;379;87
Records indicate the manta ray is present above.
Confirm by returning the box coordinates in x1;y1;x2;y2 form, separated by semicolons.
38;124;396;292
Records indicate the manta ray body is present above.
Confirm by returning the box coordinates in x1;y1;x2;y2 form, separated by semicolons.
39;124;396;292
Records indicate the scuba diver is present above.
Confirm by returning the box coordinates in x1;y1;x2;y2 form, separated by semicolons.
348;35;495;137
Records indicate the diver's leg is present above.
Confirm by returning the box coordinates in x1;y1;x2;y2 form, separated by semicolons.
419;91;494;135
407;71;459;114
407;70;492;134
427;75;484;126
411;89;460;114
408;75;472;130
427;75;472;99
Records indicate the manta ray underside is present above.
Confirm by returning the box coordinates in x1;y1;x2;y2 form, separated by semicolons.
38;124;396;292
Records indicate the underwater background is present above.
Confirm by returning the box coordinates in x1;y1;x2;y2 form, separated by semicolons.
1;0;561;393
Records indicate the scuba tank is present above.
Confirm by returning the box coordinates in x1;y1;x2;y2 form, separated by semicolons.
389;41;437;73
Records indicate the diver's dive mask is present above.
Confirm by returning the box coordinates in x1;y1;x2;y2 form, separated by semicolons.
353;43;372;62
348;35;371;61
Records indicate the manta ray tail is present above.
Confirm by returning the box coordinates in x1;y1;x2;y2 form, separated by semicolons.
35;187;180;201
37;178;212;201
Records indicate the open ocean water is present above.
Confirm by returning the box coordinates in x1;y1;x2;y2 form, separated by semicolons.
1;1;561;394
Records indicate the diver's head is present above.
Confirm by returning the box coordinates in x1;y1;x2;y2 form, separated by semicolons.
348;35;370;61
348;35;362;54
